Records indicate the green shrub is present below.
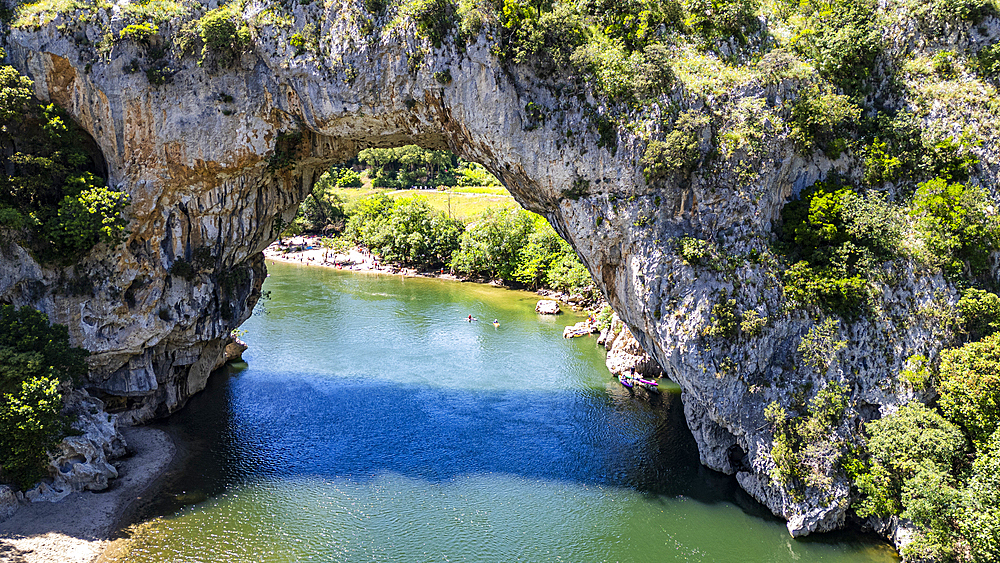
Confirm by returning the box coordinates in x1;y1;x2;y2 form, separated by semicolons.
791;0;883;92
922;137;978;183
909;177;1000;278
840;190;905;259
402;0;457;48
45;176;130;257
900;354;932;388
702;297;739;339
677;236;713;266
798;318;846;372
973;42;1000;79
938;332;1000;447
580;0;683;51
931;50;957;78
198;5;251;68
289;33;306;55
766;383;850;491
0;66;129;263
641;110;708;182
789;87;861;157
499;0;588;74
782;261;869;316
907;0;997;30
862;138;902;186
0;305;88;489
740;309;767;336
958;429;1000;562
958;288;1000;342
119;22;157;44
856;401;967;518
683;0;760;41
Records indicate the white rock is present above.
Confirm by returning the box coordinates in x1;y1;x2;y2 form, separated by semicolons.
0;485;18;522
535;300;560;314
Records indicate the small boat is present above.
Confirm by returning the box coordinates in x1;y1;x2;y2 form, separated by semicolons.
618;373;633;388
492;319;500;328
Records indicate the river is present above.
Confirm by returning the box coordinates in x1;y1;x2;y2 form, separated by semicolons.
104;262;898;562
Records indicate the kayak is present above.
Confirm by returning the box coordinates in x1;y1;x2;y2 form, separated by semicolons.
618;373;633;388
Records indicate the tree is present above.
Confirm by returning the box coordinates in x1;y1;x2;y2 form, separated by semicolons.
0;306;88;489
0;64;127;262
450;207;534;281
938;332;1000;447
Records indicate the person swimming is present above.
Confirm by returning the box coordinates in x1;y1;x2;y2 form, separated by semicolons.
468;315;478;322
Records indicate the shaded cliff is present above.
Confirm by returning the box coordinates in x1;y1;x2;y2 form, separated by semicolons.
1;0;999;551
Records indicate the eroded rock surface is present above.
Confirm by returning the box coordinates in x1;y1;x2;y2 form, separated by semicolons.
1;1;997;543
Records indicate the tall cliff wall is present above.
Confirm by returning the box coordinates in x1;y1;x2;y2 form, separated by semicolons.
2;0;998;543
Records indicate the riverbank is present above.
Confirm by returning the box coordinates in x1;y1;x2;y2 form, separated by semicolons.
264;235;461;280
0;426;175;563
263;235;595;310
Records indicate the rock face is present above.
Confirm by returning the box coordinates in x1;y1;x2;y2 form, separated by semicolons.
0;485;17;522
602;314;663;379
1;2;998;542
23;389;127;502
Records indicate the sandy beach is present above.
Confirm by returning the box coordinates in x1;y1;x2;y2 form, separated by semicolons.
263;236;463;280
0;426;175;563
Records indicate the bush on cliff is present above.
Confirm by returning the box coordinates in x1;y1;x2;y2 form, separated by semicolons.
0;305;88;490
0;64;129;263
197;4;251;68
850;337;1000;561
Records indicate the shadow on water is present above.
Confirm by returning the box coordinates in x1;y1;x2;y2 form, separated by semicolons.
143;363;756;521
121;264;894;559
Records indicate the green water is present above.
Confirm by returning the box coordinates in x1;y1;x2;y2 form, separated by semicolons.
107;263;898;562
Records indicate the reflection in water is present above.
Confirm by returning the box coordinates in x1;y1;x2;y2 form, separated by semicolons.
108;263;897;562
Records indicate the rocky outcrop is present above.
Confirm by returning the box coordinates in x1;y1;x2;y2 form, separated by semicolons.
1;1;997;543
23;389;127;502
601;313;663;379
535;300;560;314
0;485;16;522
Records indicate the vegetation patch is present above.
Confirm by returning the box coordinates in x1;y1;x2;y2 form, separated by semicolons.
766;383;850;495
0;63;129;264
0;305;88;490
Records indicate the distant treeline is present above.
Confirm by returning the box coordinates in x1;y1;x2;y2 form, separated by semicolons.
284;185;594;296
322;146;503;189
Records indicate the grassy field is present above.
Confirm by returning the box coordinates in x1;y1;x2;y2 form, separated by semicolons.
330;187;521;222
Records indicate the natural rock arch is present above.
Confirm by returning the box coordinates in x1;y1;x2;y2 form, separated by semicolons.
4;3;993;539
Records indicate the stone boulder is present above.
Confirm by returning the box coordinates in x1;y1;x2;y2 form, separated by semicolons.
23;389;126;502
535;300;561;315
0;485;18;522
224;336;249;363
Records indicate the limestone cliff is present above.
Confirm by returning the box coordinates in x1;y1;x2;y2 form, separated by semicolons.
1;0;998;548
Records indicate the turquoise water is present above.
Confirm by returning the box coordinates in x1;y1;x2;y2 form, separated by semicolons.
106;263;898;562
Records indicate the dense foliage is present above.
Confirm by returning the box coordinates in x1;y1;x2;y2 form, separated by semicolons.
346;193;465;267
0;305;87;490
846;330;1000;561
0;62;129;263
